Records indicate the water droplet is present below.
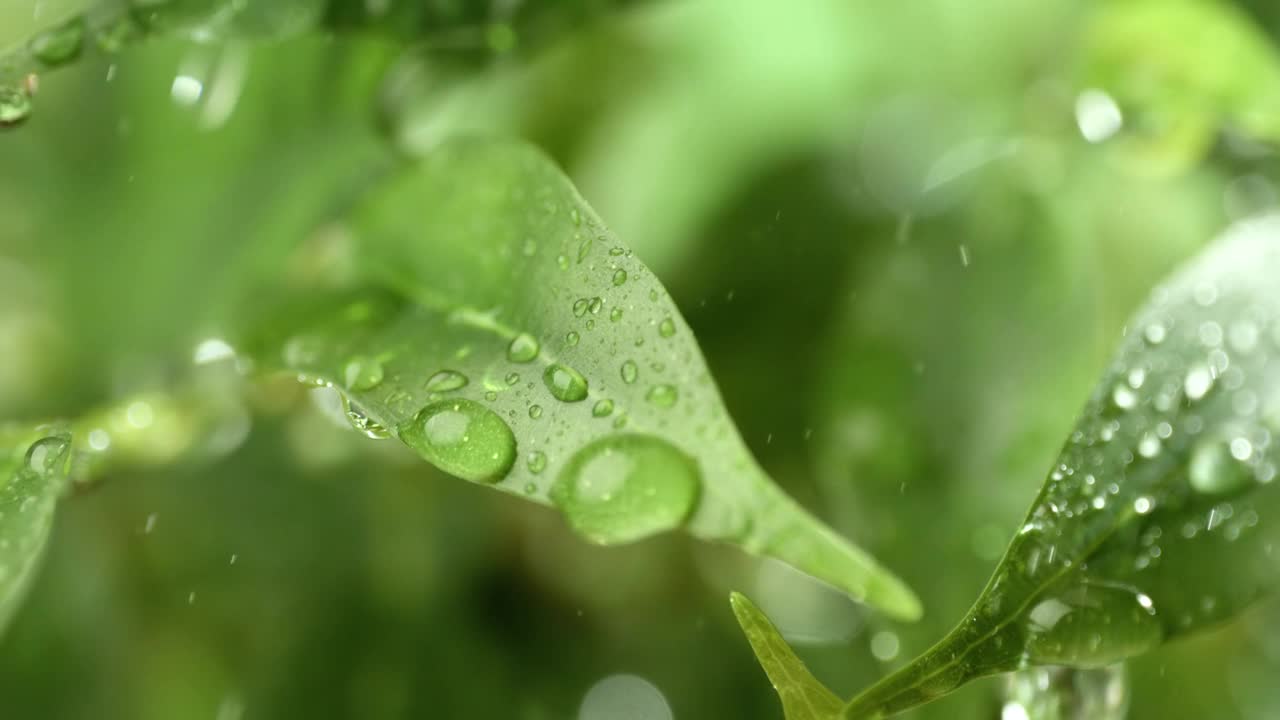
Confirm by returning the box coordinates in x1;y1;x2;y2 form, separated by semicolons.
1189;437;1254;495
399;399;516;483
551;434;701;544
1134;496;1154;514
1137;433;1161;458
342;396;390;439
505;372;520;386
645;385;678;408
529;404;543;419
566;331;580;347
612;269;628;286
592;399;614;417
610;307;623;322
570;208;582;226
25;436;69;475
507;333;540;363
577;236;593;262
544;364;589;402
557;254;570;270
527;451;547;474
425;369;468;393
0;84;34;128
343;356;384;391
573;299;589;317
1143;323;1167;345
658;317;676;338
1111;384;1137;410
29;16;86;67
589;297;603;315
1075;88;1123;143
621;360;638;384
1184;364;1213;401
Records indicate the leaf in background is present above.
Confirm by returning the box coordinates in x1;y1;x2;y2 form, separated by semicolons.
240;137;920;620
739;214;1280;718
0;427;70;634
1082;0;1280;175
730;592;843;720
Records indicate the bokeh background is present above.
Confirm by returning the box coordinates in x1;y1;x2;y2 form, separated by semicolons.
3;0;1280;718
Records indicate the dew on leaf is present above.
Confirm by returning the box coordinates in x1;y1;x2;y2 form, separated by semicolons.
29;16;86;67
592;399;614;417
424;369;468;393
566;331;580;347
645;384;677;408
343;356;384;391
507;333;540;363
550;434;700;545
620;360;638;384
612;269;628;286
527;451;547;474
399;399;516;483
543;364;588;402
528;404;543;419
658;317;676;338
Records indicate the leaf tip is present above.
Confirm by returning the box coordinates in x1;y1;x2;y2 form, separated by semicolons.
730;591;845;720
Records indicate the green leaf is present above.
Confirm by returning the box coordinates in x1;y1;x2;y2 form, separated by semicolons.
740;214;1280;717
0;427;70;634
240;137;920;619
1082;0;1280;175
730;592;843;720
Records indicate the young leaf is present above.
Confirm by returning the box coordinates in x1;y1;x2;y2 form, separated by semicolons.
730;592;843;720
240;137;920;620
0;427;71;634
740;214;1280;717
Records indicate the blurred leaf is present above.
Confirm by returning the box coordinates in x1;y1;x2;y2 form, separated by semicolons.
1084;0;1280;174
241;137;920;619
741;214;1280;717
731;592;843;720
0;427;70;634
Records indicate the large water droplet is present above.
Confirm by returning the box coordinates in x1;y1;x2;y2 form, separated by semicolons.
29;16;86;67
1023;585;1162;666
543;364;588;402
399;399;516;483
25;435;70;476
507;333;540;363
0;84;33;128
343;356;384;391
645;384;678;408
551;434;701;544
425;369;468;393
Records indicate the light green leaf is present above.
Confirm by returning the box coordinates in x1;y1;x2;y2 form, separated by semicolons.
240;137;920;619
0;427;70;634
740;214;1280;717
731;592;843;720
1083;0;1280;174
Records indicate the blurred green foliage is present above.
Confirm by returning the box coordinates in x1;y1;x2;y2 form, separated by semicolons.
4;0;1280;718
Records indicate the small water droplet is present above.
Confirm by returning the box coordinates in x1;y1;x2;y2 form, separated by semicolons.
0;84;34;128
543;364;589;402
1134;496;1154;514
612;269;628;286
550;434;701;544
29;16;86;67
610;307;623;322
342;396;390;439
343;356;384;391
589;297;603;315
658;317;676;338
621;360;638;384
1111;384;1137;410
592;399;614;417
529;404;543;419
1143;323;1167;345
25;436;69;475
527;451;547;474
399;399;516;483
566;331;580;346
425;369;468;393
507;333;540;363
1184;364;1213;401
573;298;589;317
645;385;678;408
